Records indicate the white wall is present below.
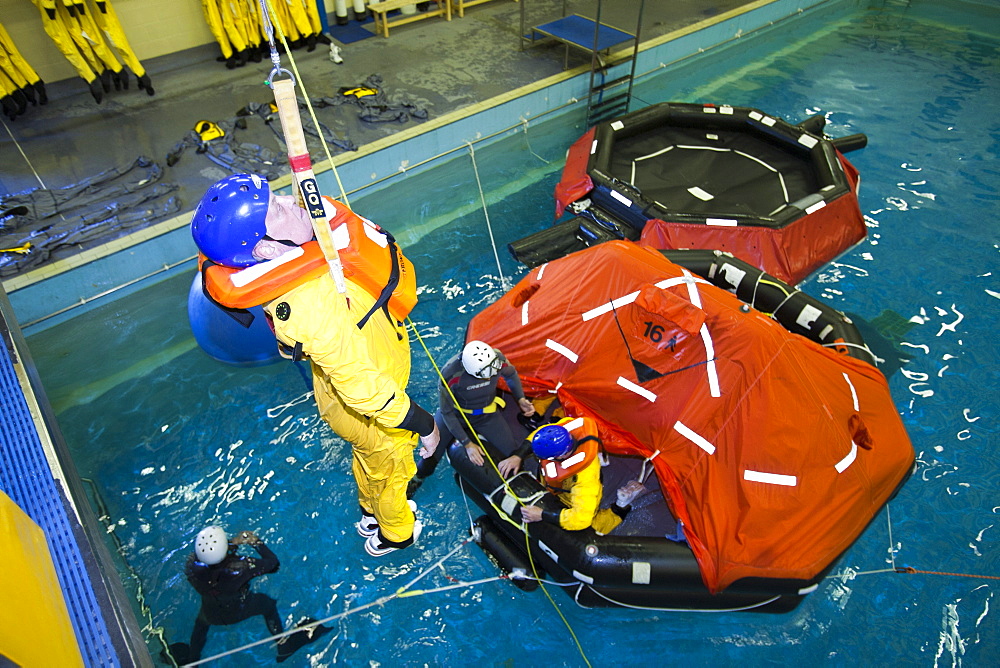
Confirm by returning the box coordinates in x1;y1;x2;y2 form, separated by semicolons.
2;0;217;83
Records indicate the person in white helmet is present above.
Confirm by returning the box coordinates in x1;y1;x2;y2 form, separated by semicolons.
174;526;330;663
409;341;536;494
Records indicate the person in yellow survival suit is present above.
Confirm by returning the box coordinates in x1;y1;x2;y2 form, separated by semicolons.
517;417;645;534
191;174;440;558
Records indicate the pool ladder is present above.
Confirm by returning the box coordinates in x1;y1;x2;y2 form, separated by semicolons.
585;0;645;127
519;0;644;126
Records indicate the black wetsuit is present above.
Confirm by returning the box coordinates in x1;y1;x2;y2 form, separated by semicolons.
417;350;527;479
184;540;282;660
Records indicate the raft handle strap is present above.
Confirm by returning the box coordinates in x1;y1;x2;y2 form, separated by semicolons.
638;449;661;484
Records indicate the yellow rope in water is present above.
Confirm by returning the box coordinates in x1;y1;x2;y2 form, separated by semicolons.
260;0;350;206
185;537;485;666
407;317;593;668
245;9;589;662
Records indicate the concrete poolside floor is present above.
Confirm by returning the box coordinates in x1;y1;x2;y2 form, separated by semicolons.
0;0;754;280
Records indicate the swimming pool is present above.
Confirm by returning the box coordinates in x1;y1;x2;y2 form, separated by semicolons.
25;0;999;664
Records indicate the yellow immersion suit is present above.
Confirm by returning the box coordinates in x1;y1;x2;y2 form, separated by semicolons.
264;274;421;544
201;0;234;59
282;0;314;43
90;0;146;78
33;0;99;86
539;417;623;535
0;24;41;90
60;0;124;79
0;69;21;117
219;0;249;54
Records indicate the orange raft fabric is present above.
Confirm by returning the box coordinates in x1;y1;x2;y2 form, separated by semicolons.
202;196;417;320
468;241;914;593
638;153;865;285
553;127;597;220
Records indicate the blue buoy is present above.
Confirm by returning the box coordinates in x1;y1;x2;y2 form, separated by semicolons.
187;273;282;367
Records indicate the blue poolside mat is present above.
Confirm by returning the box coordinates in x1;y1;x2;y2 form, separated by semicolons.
328;17;377;44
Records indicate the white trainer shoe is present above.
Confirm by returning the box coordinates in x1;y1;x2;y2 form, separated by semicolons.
364;520;422;557
357;513;378;538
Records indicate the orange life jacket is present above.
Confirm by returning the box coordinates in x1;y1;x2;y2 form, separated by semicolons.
200;196;417;322
539;416;601;485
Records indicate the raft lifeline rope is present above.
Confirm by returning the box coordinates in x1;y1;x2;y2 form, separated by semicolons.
465;141;509;291
184;538;502;667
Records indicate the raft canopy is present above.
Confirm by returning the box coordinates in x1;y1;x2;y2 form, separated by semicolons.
551;102;868;285
468;241;913;593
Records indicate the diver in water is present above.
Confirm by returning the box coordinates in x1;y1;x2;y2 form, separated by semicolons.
170;525;330;664
408;340;536;495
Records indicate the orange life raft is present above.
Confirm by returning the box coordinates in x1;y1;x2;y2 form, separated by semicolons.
453;241;914;610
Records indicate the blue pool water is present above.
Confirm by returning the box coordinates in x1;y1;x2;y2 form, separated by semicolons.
26;0;998;664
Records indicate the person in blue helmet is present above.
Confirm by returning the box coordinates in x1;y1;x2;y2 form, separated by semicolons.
191;173;316;268
191;174;440;558
516;419;645;534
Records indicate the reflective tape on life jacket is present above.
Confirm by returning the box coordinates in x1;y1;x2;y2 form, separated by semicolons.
538;416;601;485
458;396;506;416
201;196;417;321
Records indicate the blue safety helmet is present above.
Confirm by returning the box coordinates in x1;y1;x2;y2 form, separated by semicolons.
191;173;270;268
531;424;573;460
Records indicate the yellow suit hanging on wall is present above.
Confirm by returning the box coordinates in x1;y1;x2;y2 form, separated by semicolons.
30;0;153;103
90;0;154;94
0;21;47;119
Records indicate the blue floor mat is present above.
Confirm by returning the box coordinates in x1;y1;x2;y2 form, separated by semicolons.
328;17;377;44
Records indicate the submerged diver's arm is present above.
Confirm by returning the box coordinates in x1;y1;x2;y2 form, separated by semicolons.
234;531;279;576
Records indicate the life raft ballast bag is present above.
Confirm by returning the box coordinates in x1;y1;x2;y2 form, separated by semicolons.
201;196;417;321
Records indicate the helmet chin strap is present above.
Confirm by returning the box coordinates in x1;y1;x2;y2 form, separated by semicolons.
251;235;299;262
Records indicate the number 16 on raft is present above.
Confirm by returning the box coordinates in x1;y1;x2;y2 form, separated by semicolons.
270;76;349;295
